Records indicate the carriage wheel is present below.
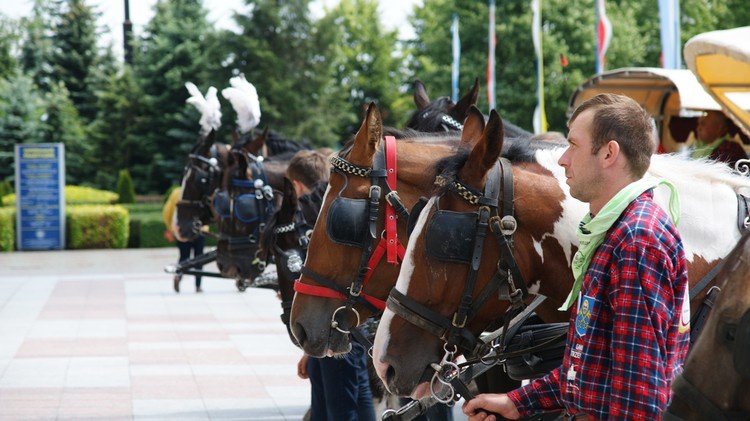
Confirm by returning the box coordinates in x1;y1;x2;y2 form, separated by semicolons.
236;280;247;292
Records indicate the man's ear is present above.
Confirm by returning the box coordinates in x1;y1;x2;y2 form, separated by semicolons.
601;140;620;168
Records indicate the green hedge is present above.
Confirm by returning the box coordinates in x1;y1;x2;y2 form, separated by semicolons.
67;205;129;249
2;185;118;206
0;207;13;252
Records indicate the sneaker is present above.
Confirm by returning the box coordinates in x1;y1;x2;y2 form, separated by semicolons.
173;276;181;293
196;288;203;293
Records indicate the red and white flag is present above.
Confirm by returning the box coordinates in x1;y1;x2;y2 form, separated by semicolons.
595;0;612;73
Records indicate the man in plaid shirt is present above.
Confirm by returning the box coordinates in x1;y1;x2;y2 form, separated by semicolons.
463;94;690;420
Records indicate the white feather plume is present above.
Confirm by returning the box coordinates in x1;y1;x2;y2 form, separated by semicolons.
185;82;222;135
222;74;261;134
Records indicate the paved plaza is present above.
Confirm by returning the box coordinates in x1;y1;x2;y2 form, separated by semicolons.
0;247;309;420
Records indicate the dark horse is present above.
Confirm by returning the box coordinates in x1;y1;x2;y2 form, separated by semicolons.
213;132;298;288
372;106;750;399
664;231;750;420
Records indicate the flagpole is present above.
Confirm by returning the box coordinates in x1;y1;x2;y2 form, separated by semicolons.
532;0;547;134
451;14;460;103
487;0;496;111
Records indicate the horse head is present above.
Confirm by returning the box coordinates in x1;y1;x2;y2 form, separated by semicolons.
259;177;315;347
214;133;285;283
666;231;750;419
175;129;228;241
406;78;478;133
289;104;462;357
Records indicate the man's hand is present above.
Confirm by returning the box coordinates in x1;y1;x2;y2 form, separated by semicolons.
163;230;175;242
462;393;520;421
297;354;309;379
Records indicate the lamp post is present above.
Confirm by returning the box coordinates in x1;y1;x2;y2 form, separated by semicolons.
123;0;133;64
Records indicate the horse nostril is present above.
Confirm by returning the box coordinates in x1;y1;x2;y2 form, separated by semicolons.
292;322;307;347
386;364;396;386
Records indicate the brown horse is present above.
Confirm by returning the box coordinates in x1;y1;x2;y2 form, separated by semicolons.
664;231;750;420
371;106;750;398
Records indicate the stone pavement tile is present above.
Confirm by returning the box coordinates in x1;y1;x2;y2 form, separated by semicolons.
194;375;266;399
204;398;306;420
130;375;202;399
57;387;133;419
65;357;130;388
184;348;249;365
0;358;68;388
15;338;128;357
127;349;191;364
132;398;208;420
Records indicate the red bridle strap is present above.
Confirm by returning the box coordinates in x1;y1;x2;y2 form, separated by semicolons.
294;279;386;311
384;135;399;264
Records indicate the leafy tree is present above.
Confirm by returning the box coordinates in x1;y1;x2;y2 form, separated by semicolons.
0;71;45;182
225;0;344;146
319;0;406;133
131;0;219;193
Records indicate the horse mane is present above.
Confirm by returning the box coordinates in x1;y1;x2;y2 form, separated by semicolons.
336;126;459;159
265;130;311;155
650;153;750;192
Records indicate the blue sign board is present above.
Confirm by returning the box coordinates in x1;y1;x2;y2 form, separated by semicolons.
15;144;66;250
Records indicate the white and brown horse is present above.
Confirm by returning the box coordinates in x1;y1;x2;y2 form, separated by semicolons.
371;107;750;397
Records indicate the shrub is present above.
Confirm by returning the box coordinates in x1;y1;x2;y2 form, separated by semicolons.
116;169;136;204
0;180;12;199
2;185;118;206
0;207;14;251
66;205;129;249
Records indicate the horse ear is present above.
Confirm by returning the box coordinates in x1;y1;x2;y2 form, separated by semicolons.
351;102;382;164
452;78;480;122
459;106;486;150
462;110;504;181
244;127;268;155
413;80;430;111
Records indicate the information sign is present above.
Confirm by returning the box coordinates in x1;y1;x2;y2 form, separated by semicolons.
14;143;66;250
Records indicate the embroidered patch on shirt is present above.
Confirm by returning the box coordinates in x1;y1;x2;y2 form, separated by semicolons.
679;286;691;334
575;295;594;337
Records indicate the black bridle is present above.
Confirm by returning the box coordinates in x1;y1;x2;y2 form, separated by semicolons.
385;158;531;401
216;149;278;273
176;147;223;232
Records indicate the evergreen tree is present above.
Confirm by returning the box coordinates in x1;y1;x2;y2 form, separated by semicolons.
40;81;90;185
131;0;219;193
0;71;45;182
50;0;101;123
19;0;57;93
0;17;21;80
87;67;144;190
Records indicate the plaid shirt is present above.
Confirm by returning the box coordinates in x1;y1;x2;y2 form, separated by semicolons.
508;190;690;420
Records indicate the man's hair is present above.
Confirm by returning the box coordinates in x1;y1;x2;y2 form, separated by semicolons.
286;150;330;189
569;93;655;177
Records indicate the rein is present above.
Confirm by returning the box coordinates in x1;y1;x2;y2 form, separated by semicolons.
294;136;408;334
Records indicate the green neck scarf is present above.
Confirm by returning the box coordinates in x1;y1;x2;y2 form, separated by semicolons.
558;176;681;311
690;134;728;160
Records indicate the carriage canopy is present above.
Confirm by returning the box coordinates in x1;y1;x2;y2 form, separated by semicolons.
684;26;750;140
567;68;722;152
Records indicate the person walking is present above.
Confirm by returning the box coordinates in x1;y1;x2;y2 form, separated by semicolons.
462;94;690;420
163;187;206;293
